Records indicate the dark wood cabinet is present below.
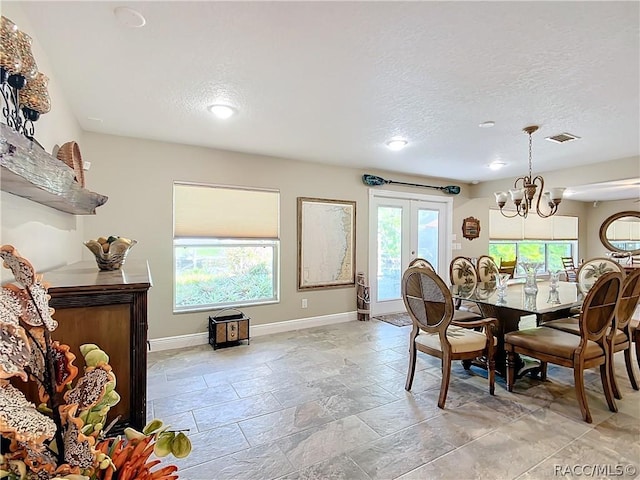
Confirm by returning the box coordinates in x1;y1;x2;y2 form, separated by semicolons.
45;260;152;432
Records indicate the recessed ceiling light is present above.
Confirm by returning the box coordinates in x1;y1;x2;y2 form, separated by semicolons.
113;7;146;28
479;121;495;128
385;138;408;151
208;104;236;119
471;180;480;185
489;161;506;170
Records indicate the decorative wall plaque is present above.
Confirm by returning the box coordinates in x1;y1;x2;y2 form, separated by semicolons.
462;216;481;240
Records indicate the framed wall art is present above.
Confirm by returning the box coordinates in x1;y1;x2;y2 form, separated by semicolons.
462;216;481;240
297;197;356;290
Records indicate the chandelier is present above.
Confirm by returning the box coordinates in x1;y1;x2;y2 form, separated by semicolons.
494;125;565;219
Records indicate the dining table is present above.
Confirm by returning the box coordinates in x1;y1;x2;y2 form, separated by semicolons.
451;279;583;377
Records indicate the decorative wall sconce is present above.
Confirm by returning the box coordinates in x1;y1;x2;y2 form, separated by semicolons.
0;16;50;142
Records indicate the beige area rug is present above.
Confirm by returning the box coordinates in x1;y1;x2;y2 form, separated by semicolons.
373;312;413;327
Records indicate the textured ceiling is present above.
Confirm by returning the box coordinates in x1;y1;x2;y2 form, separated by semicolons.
15;1;640;187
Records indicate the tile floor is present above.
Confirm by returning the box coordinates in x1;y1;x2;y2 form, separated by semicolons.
147;320;640;480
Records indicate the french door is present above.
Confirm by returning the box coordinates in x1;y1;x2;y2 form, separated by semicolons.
369;190;452;315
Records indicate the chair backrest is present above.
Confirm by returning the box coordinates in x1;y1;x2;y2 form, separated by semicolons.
402;266;454;334
449;256;478;286
616;269;640;331
498;258;517;278
477;255;499;282
562;257;578;282
408;257;435;271
577;257;625;293
579;271;622;343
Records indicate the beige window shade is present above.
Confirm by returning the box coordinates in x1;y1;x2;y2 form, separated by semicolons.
490;210;577;240
552;216;578;240
174;183;279;238
489;210;523;239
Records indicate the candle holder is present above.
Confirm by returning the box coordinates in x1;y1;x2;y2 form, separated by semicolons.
0;15;49;142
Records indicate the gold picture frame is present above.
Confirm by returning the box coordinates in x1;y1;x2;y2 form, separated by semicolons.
297;197;356;290
462;216;481;240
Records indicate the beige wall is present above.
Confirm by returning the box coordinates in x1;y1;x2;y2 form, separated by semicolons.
0;2;84;281
80;132;473;339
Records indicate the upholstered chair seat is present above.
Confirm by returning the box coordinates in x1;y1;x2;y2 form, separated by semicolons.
416;325;497;354
505;327;605;361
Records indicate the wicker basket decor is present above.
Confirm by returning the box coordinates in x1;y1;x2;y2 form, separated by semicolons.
56;141;85;187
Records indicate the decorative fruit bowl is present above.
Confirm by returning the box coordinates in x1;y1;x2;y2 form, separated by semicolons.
85;236;137;271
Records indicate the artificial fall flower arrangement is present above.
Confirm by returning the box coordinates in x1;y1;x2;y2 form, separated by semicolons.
0;245;191;480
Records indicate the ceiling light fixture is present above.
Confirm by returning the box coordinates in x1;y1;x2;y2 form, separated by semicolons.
494;125;565;219
385;138;408;151
479;121;495;128
208;104;236;119
489;161;506;170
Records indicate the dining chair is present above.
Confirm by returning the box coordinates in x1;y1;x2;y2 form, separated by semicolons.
477;255;499;282
544;269;640;398
505;271;623;423
403;266;497;408
577;257;625;294
449;256;483;319
561;257;578;282
498;258;517;278
408;257;435;270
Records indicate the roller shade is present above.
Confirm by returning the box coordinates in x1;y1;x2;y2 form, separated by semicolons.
174;183;279;239
490;210;577;240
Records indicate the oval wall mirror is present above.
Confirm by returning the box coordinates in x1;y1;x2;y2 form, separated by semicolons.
599;210;640;255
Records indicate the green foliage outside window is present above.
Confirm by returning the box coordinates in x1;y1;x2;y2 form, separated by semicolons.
174;243;276;309
489;241;575;274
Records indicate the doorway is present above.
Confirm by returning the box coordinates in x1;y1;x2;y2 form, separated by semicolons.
368;189;453;315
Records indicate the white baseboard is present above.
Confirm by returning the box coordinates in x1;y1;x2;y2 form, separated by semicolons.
148;311;356;352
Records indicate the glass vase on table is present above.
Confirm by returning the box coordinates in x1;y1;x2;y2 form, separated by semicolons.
519;261;543;295
495;273;511;304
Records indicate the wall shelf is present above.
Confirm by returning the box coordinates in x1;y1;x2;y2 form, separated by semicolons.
0;124;108;214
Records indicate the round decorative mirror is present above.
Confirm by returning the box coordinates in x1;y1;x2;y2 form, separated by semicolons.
599;211;640;255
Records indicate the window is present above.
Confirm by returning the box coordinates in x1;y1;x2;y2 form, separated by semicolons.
173;183;279;311
489;210;578;274
489;240;577;274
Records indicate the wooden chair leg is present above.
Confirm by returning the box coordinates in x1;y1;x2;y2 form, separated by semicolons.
539;361;548;381
624;348;639;390
600;361;618;414
405;341;417;391
506;350;515;392
488;352;495;396
574;366;592;423
609;352;622;400
438;353;452;409
636;332;640;372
